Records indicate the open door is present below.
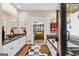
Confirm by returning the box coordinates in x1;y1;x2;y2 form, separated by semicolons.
66;4;79;56
60;3;79;56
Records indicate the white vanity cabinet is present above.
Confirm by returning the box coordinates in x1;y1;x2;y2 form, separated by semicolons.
2;36;26;56
47;40;57;56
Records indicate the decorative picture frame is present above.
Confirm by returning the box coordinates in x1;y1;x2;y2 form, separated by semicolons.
50;18;57;32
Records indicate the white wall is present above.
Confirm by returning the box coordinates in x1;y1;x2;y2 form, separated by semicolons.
2;3;18;35
2;10;18;35
0;3;2;53
18;12;27;34
67;12;79;36
18;11;56;44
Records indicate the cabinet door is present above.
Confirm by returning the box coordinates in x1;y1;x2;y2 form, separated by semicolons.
47;40;57;56
3;41;15;56
18;37;25;49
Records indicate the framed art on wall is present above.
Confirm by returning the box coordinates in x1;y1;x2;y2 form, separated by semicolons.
50;18;57;32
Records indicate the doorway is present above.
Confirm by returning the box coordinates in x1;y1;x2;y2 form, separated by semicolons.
66;3;79;56
60;3;67;56
60;3;79;56
33;23;44;45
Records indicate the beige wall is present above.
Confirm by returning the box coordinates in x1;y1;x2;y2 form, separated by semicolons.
18;11;57;44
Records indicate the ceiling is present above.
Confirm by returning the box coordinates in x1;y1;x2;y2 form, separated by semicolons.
11;3;59;11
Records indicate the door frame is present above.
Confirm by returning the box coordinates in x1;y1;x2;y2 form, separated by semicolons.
60;3;67;56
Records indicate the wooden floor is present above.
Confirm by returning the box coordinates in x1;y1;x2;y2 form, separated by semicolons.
40;44;50;54
15;44;31;56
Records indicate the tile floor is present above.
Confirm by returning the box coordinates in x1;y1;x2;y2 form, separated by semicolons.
26;44;48;56
34;40;44;45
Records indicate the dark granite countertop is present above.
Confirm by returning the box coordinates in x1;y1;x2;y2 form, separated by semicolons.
2;34;25;45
